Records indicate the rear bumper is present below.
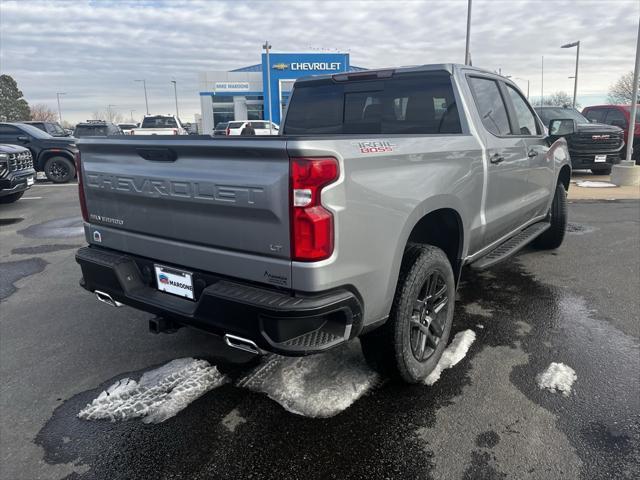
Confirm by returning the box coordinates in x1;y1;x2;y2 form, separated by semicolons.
75;246;362;356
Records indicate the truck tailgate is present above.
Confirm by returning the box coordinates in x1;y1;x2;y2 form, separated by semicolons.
79;138;291;263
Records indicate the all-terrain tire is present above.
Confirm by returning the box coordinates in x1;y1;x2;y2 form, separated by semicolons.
360;244;456;383
533;182;567;250
44;156;75;184
0;191;25;204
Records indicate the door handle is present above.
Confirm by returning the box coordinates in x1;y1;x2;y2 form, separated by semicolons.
490;153;504;164
527;149;538;158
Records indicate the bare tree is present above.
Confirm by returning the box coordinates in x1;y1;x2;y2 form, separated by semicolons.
91;109;124;123
607;71;637;104
30;103;58;122
543;91;579;108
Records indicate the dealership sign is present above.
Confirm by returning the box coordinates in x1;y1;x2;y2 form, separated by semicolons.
214;82;250;92
272;62;341;71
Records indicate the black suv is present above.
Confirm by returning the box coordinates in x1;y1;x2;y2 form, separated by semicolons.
23;121;71;137
535;106;625;175
0;144;36;203
73;120;123;138
0;123;78;183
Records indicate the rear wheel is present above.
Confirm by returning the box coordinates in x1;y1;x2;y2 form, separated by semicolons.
44;156;75;183
533;182;567;250
591;166;612;175
360;244;455;383
0;191;25;204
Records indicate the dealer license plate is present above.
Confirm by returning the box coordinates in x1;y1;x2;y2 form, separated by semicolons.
594;155;607;163
154;265;194;300
27;176;34;186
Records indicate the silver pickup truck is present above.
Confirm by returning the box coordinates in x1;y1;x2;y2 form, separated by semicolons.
75;64;571;383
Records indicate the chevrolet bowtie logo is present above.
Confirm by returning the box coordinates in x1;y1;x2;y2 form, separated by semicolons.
272;63;289;70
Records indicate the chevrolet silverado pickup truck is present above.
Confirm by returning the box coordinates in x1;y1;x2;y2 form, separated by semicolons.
75;64;571;383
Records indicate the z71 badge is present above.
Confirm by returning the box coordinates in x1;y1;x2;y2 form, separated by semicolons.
354;140;396;154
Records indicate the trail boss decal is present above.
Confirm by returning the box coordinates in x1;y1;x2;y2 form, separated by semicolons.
354;141;396;154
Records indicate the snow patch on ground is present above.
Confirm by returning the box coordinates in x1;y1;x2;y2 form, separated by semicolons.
425;329;476;386
237;342;378;418
78;358;228;423
575;180;617;188
537;362;577;397
464;301;494;318
221;408;247;433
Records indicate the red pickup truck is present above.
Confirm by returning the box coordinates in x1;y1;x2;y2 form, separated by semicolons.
582;105;640;163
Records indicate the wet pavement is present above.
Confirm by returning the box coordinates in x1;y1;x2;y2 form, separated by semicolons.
1;184;638;480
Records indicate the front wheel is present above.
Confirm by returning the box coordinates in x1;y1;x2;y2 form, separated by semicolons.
44;156;75;184
0;191;25;204
360;244;456;383
533;182;567;250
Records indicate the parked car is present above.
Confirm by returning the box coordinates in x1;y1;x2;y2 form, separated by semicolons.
0;144;35;203
213;122;229;136
131;115;187;135
73;120;123;138
75;63;571;384
535;106;625;174
23;121;71;137
225;120;279;135
0;122;78;183
582;104;640;164
117;123;139;135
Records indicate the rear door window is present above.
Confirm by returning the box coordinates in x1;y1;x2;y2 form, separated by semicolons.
505;85;539;135
468;77;511;136
283;72;462;135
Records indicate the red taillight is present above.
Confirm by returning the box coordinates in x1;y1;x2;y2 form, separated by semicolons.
290;157;339;261
226;128;230;136
130;130;135;135
75;151;89;222
173;129;178;135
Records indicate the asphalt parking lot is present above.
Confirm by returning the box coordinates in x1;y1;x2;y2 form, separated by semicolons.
1;181;639;480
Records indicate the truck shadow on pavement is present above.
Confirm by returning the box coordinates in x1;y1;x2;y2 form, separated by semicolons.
35;257;639;480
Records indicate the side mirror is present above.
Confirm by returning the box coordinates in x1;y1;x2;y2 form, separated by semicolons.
17;135;29;142
548;119;576;136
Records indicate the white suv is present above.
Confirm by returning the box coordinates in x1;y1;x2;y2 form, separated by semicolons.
226;120;279;136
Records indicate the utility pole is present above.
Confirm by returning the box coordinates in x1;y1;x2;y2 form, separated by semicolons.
56;92;66;124
135;79;149;115
263;41;273;135
561;41;580;108
465;0;472;65
171;80;179;119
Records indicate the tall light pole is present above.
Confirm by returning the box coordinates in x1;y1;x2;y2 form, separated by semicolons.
56;92;66;124
561;41;580;108
540;56;544;106
135;79;149;115
464;0;472;65
516;78;530;99
170;80;179;119
611;16;640;186
263;41;273;135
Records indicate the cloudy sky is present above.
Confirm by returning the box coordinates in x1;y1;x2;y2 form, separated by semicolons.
1;0;638;124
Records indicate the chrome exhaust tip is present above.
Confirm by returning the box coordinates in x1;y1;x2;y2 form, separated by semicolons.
224;334;263;355
95;290;123;308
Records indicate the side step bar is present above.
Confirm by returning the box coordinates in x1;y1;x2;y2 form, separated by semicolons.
470;222;550;270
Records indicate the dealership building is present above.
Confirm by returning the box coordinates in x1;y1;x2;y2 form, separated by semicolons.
198;52;365;133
